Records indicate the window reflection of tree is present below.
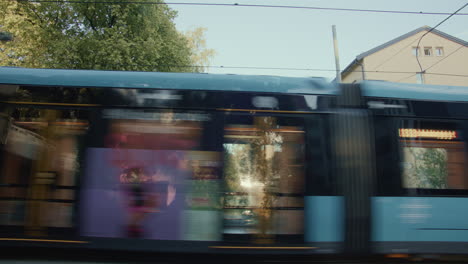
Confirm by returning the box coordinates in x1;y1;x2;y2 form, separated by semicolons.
402;140;466;190
223;116;305;237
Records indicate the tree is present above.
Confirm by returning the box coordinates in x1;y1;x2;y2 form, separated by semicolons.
223;117;283;241
0;0;213;72
184;27;215;73
414;148;447;189
405;147;448;189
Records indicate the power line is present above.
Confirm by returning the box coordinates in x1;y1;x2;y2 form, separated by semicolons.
177;66;421;74
393;71;468;83
394;73;416;83
34;62;405;73
425;72;468;78
374;3;468;71
18;0;468;16
423;43;465;72
19;62;468;77
416;3;468;72
372;38;420;71
373;3;468;71
45;63;342;71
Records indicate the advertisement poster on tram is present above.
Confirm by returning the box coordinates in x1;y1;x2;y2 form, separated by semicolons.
80;148;188;240
80;110;221;241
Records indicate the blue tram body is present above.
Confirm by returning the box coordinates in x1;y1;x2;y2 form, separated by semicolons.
1;67;468;259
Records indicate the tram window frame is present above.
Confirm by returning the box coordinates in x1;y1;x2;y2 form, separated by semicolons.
81;107;225;241
305;114;336;196
221;113;332;195
374;116;403;196
397;118;468;196
221;111;309;242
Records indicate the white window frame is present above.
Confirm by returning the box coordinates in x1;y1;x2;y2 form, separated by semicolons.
435;47;444;56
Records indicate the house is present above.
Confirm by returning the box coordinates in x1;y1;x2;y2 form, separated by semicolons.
341;26;468;86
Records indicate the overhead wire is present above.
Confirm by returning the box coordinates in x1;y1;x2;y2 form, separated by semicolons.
425;72;468;78
423;44;466;72
11;62;468;77
373;4;468;71
9;1;468;80
415;3;468;72
96;64;457;74
18;0;468;16
372;38;421;71
371;3;467;78
394;73;417;83
391;71;468;83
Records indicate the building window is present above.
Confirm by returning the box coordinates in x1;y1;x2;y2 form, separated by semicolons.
424;47;432;56
435;47;444;56
412;47;419;56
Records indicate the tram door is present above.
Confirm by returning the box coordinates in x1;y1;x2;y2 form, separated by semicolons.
222;113;306;244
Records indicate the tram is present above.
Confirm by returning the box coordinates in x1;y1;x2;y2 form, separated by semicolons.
0;67;467;260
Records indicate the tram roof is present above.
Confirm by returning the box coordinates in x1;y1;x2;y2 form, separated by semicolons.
361;80;468;102
0;67;335;95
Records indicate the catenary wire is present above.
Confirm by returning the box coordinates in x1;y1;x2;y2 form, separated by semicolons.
415;3;468;72
372;3;467;71
6;63;468;77
423;45;466;72
394;73;417;82
18;0;468;16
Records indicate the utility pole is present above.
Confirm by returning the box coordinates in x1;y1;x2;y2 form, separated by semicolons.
332;25;341;83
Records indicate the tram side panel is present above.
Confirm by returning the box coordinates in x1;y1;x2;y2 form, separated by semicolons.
370;99;468;255
304;115;345;254
0;84;347;255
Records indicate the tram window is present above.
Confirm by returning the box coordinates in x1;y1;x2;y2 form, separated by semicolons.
223;115;305;238
0;107;87;228
399;122;467;190
81;109;222;241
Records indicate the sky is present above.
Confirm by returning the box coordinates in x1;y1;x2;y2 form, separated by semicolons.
170;0;468;80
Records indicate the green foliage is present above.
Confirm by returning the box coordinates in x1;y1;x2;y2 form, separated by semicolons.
223;145;239;193
184;27;215;73
223;144;251;193
0;0;213;72
412;148;448;189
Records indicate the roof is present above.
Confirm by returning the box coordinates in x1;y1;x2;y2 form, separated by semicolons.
342;26;468;76
0;67;335;95
361;80;468;102
3;67;467;103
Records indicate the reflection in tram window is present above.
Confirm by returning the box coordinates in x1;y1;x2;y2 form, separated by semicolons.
0;108;87;231
400;127;467;190
223;116;305;238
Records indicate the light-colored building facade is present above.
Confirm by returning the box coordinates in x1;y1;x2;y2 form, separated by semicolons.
341;26;468;86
